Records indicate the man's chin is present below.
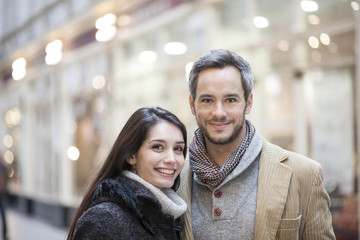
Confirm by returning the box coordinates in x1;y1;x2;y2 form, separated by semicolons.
206;134;233;145
209;139;231;145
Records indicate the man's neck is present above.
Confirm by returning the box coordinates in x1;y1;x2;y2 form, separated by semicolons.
205;133;245;167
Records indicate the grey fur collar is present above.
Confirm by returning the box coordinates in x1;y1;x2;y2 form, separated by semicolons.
123;171;187;219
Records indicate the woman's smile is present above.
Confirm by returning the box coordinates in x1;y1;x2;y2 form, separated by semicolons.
156;168;176;176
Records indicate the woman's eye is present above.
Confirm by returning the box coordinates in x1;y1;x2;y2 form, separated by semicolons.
152;145;163;151
174;146;184;152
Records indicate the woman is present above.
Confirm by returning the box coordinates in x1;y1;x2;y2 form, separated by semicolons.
67;107;187;239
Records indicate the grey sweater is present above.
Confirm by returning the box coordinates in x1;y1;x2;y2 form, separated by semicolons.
191;133;263;240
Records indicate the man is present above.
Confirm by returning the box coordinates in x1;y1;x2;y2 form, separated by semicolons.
178;49;335;240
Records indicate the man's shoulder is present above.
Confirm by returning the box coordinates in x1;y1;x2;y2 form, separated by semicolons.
261;137;321;171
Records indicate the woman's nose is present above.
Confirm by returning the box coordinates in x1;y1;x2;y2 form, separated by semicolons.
164;150;176;164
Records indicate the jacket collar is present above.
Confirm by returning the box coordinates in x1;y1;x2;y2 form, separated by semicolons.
92;175;154;219
123;171;187;219
178;157;194;240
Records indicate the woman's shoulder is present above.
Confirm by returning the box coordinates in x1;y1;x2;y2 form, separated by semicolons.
85;201;122;215
77;201;127;226
73;202;139;239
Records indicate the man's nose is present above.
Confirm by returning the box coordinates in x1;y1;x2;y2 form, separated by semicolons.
212;101;226;118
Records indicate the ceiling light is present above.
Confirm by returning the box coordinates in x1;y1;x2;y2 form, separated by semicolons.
67;146;80;161
96;13;117;29
5;107;21;127
45;40;63;65
45;40;63;54
351;1;360;11
320;33;330;45
139;51;158;63
95;13;117;42
3;135;13;148
253;16;269;28
308;36;319;48
12;57;26;69
4;151;14;164
301;0;319;12
95;26;117;42
45;52;62;65
12;69;26;81
163;42;187;55
92;75;106;90
12;57;26;80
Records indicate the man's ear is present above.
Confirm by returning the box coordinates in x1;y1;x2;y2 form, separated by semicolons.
245;93;253;114
189;94;196;115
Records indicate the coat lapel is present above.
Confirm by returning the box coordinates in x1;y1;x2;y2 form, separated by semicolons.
254;139;293;240
178;158;194;240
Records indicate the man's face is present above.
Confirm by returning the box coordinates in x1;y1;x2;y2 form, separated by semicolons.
189;66;253;145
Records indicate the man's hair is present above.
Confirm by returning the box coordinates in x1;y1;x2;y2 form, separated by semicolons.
188;49;254;100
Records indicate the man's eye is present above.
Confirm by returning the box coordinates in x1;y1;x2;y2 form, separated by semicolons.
202;99;212;103
227;98;237;103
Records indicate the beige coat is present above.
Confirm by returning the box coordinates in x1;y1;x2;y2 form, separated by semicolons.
178;138;335;240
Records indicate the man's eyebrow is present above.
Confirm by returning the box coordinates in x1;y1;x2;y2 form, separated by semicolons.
198;94;214;98
224;93;241;98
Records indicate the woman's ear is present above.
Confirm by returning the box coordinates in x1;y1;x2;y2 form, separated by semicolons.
127;155;136;165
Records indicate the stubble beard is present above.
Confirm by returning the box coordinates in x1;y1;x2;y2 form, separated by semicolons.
197;116;245;145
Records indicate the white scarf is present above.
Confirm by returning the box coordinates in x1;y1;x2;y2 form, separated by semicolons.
123;170;187;219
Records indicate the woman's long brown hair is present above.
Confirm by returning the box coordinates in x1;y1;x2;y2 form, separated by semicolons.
67;107;187;239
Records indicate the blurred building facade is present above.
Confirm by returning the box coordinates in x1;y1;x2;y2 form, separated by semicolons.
0;0;359;238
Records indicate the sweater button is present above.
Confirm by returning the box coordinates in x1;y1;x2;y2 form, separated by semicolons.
214;189;222;198
214;208;222;216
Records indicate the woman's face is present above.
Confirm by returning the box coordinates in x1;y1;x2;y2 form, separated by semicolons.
129;120;185;188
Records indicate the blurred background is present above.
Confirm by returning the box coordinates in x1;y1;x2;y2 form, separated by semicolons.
0;0;359;239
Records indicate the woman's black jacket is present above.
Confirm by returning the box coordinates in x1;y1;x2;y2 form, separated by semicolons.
72;175;182;239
